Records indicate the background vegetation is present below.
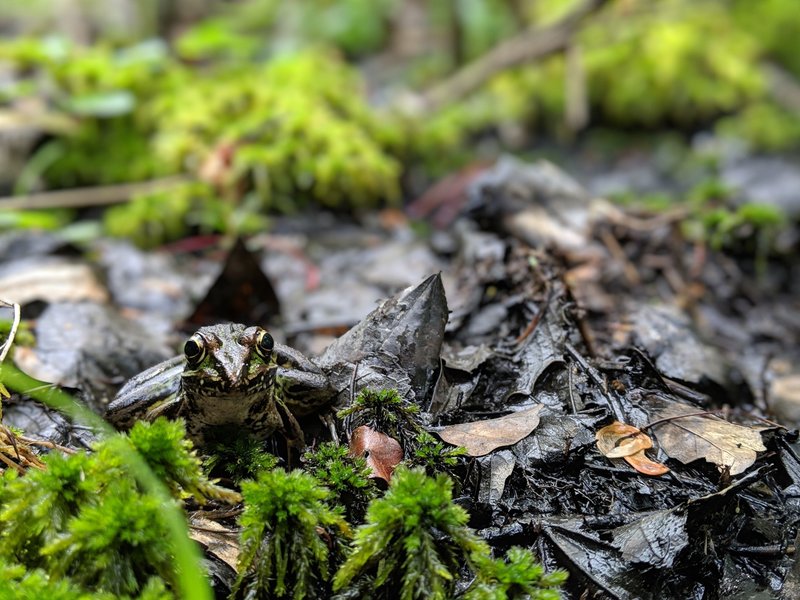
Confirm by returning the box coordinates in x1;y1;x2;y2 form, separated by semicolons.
0;0;798;245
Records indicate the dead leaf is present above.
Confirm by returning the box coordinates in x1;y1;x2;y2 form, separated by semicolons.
0;262;108;305
612;509;687;567
438;405;543;457
349;426;403;482
187;237;281;327
647;397;765;476
596;421;653;458
623;451;670;476
189;516;239;571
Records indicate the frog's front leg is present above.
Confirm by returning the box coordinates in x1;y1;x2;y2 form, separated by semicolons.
106;355;185;429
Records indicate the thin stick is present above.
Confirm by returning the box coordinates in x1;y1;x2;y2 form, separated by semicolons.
0;175;187;211
419;0;610;111
0;300;20;364
641;411;718;432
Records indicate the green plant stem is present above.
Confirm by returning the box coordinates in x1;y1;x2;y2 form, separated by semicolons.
0;362;212;600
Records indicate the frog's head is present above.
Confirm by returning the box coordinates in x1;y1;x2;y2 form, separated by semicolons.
180;323;276;398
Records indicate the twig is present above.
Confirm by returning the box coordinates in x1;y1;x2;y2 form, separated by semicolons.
641;411;717;432
0;300;20;364
0;451;25;474
418;0;610;112
19;436;78;455
0;175;188;211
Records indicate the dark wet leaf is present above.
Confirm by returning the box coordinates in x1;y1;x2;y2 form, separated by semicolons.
13;302;171;411
477;449;515;505
542;517;653;600
631;303;728;388
187;237;281;327
96;240;206;323
319;274;448;404
503;292;570;402
440;343;494;372
612;509;688;568
512;411;599;466
439;405;543;457
467;156;602;253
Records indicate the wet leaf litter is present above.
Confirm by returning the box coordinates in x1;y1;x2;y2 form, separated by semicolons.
1;156;798;598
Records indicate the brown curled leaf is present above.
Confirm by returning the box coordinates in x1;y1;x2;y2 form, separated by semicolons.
349;425;403;483
596;421;653;459
624;450;670;476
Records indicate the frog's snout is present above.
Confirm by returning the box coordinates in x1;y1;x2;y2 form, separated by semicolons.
221;362;247;387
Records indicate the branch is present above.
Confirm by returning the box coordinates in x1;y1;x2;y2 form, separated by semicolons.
0;175;188;211
418;0;610;112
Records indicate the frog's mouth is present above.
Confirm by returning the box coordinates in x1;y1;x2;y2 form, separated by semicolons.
182;365;276;397
181;367;279;429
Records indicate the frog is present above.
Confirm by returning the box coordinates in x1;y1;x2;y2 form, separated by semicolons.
105;323;335;446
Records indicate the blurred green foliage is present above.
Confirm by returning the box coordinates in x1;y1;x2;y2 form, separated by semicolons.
1;0;799;245
0;418;234;598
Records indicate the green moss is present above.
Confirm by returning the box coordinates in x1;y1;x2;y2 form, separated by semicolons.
303;442;377;520
205;436;280;485
0;452;94;568
466;546;567;600
338;388;420;444
233;468;350;599
406;431;467;477
716;102;800;151
150;51;402;211
124;418;237;502
584;3;763;127
0;451;177;596
42;484;175;595
733;0;800;79
0;418;231;596
0;558;110;600
333;466;487;599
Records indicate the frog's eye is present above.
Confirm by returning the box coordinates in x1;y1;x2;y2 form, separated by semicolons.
256;329;274;358
184;335;206;366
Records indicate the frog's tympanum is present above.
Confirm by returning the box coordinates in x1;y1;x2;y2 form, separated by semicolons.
106;323;333;445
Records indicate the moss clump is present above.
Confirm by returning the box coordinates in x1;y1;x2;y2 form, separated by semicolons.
0;452;94;568
42;484;174;595
0;37;180;188
406;431;467;477
233;468;350;600
123;418;238;502
149;51;402;210
716;102;800;151
465;546;567;600
0;557;172;599
0;418;229;597
205;436;280;485
333;466;487;599
303;442;377;521
338;388;420;442
0;451;177;596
